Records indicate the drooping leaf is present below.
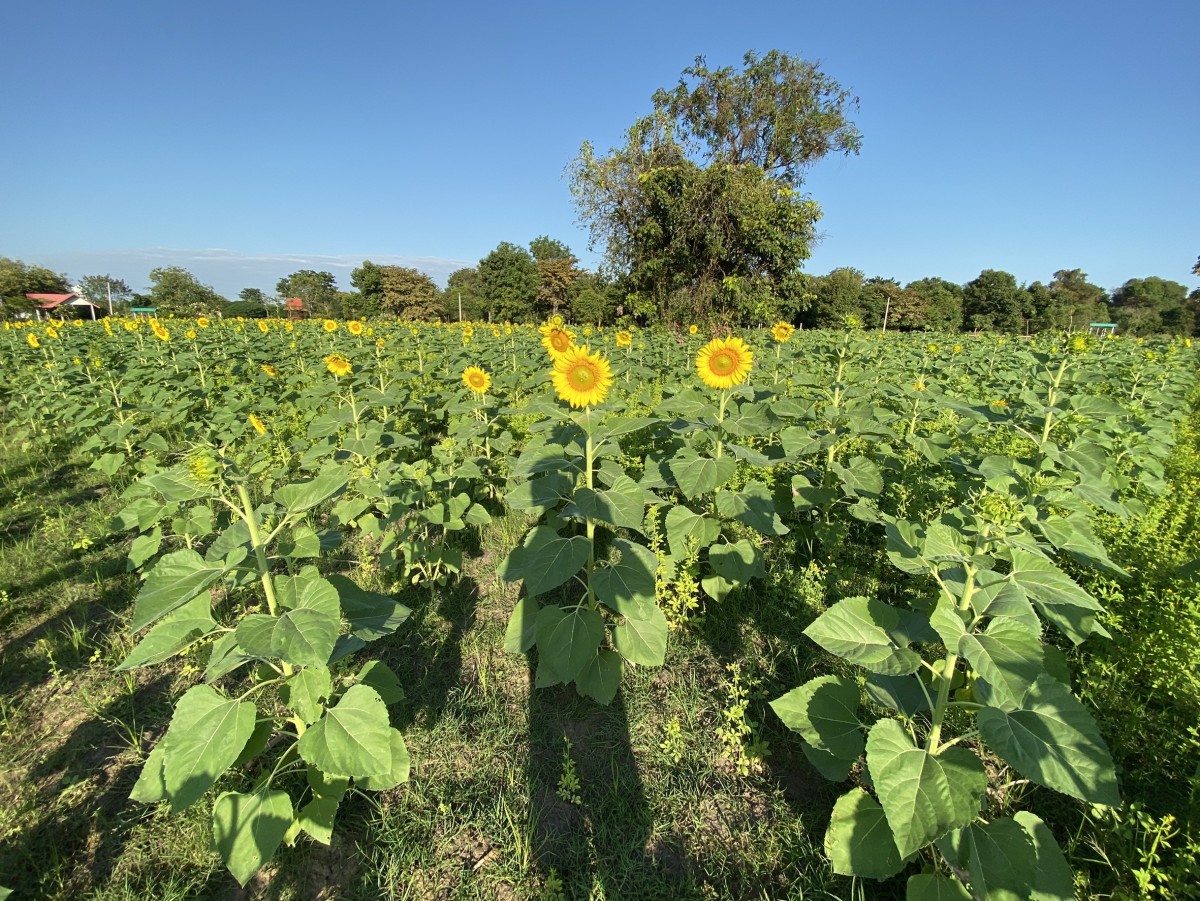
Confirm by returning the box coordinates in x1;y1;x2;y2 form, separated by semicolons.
281;666;333;724
212;789;294;886
271;607;340;668
1006;548;1107;644
160;684;257;812
905;874;971;900
1013;812;1075;900
331;575;411;642
715;481;788;535
804;597;922;675
504;597;539;654
499;526;591;598
866;719;986;858
825;788;907;880
354;660;405;705
708;539;766;585
976;675;1119;805
575;648;623;704
935;819;1037;901
130;549;229;632
118;592;215;670
535;605;605;682
592;538;657;614
771;675;865;760
297;685;393;779
273;466;348;515
668;447;737;499
613;604;668;666
563;475;646;531
355;729;411;790
663;505;721;559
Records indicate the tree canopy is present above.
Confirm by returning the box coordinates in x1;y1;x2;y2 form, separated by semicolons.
478;242;539;322
0;257;70;314
276;270;339;317
569;49;860;326
147;267;225;316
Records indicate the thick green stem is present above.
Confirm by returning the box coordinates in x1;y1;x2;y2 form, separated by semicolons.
584;412;596;609
237;484;281;618
926;566;978;753
715;390;729;459
1041;358;1069;444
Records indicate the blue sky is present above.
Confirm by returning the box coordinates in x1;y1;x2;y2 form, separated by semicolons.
3;1;1197;299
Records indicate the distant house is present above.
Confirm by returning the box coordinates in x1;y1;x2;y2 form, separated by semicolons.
26;292;103;320
284;297;311;320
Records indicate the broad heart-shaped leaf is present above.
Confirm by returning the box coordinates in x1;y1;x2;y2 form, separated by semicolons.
355;729;411;790
117;592;215;670
592;538;657;614
330;575;411;642
129;740;169;804
976;675;1119;805
866;673;932;716
273;466;348;515
281;666;332;724
235;614;276;659
271;607;340;668
297;684;393;779
801;739;856;782
663;505;721;559
824;788;907;880
829;455;884;500
499;526;591;599
906;874;971;900
535;605;605;682
1013;812;1075;901
866;719;987;858
141;467;213;503
575;648;623;704
715;481;788;536
504;471;574;514
613;604;668;666
275;571;341;618
770;675;865;760
668;447;736;500
804;597;922;675
935;818;1037;901
160;684;257;812
563;475;646;531
1037;514;1129;578
503;597;539;654
708;539;766;585
212;789;294;886
1006;547;1107;645
354;660;405;705
959;619;1045;711
130;549;229;632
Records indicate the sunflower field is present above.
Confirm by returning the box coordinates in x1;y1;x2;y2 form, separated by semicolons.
1;315;1198;899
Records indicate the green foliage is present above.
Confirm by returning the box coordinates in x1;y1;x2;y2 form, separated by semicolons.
478;242;539;322
276;269;339;317
962;268;1029;332
1112;275;1194;335
148;266;226;316
0;256;70;313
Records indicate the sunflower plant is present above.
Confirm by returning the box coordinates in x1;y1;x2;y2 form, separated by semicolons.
114;453;412;885
498;344;669;703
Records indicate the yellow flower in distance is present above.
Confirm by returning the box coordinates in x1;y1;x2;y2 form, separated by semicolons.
152;321;170;342
261;364;279;378
45;327;59;339
688;324;699;335
347;320;364;336
323;319;338;333
552;344;613;409
616;330;633;347
248;413;267;435
185;328;197;340
771;321;794;343
257;320;270;333
696;336;753;389
324;353;352;377
196;316;210;328
541;325;575;360
26;333;39;349
462;366;491;394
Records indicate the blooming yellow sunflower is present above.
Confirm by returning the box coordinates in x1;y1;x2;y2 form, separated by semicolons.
323;319;338;333
261;364;279;378
771;321;795;343
540;325;576;360
696;337;753;389
347;320;364;336
185;328;197;340
152;322;170;342
257;320;270;333
462;365;491;394
616;330;633;347
196;316;210;328
324;353;352;377
45;327;59;339
26;333;39;349
688;324;699;335
552;344;613;409
248;413;267;435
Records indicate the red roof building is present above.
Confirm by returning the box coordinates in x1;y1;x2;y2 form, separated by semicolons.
284;297;311;320
26;293;101;320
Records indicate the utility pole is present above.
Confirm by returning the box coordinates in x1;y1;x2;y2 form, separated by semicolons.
458;292;462;322
881;296;891;335
106;278;113;317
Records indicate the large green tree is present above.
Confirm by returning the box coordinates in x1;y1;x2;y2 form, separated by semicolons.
569;50;860;325
377;266;441;320
276;270;339;317
0;257;70;314
1048;269;1109;330
147;267;225;317
441;267;486;321
477;242;539;322
78;274;132;314
804;268;865;328
1111;276;1191;335
962;269;1028;332
897;277;963;331
346;261;388;319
